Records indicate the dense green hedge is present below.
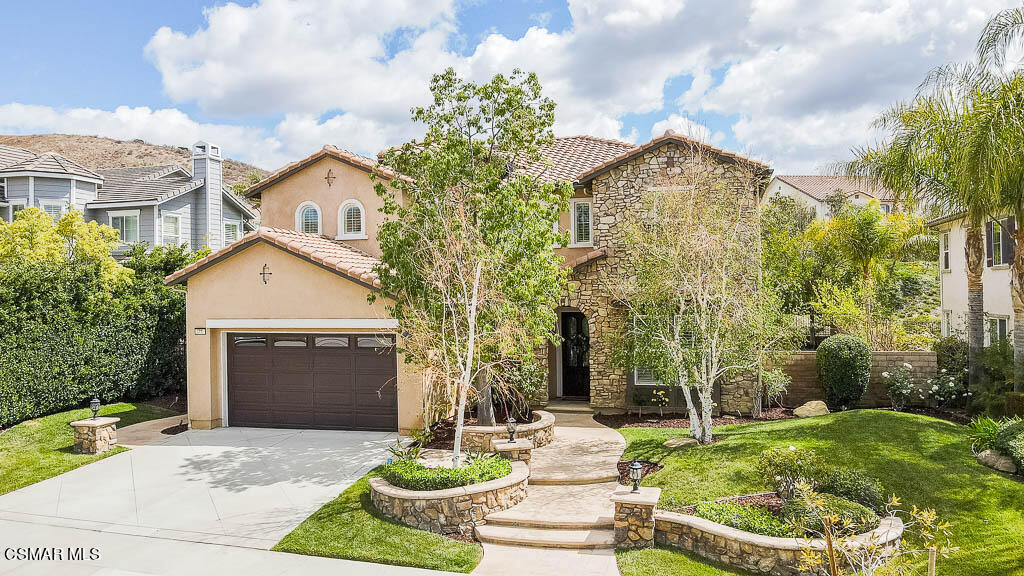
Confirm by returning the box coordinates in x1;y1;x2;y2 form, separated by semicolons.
0;245;197;428
782;493;880;536
692;501;796;537
816;334;872;410
994;419;1024;470
379;457;511;491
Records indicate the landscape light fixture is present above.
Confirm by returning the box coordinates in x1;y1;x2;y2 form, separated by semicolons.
629;459;643;492
90;397;101;420
506;417;517;443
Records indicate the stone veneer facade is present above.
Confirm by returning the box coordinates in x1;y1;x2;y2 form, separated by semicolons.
369;461;529;536
544;139;765;413
460;411;555;452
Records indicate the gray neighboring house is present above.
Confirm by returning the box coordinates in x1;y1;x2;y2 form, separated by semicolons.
0;140;256;251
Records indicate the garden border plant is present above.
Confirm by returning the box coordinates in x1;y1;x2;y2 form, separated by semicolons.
816;334;872;410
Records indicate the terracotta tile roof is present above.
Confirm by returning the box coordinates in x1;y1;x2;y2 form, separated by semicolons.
0;151;103;180
520;136;638;184
577;130;771;185
243;145;397;198
165;227;381;288
774;175;894;202
561;248;607;270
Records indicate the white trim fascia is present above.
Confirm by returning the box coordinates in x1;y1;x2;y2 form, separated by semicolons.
87;200;159;209
221;189;257;219
69;178;76;208
337;199;367;240
294;200;323;234
206;318;398;330
28;176;34;207
220;331;229;426
0;171;102;185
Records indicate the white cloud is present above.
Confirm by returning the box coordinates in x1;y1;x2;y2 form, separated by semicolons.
650;114;711;142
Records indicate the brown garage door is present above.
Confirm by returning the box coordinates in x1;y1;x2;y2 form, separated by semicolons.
227;333;398;431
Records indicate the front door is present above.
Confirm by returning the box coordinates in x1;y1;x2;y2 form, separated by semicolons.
561;312;590;399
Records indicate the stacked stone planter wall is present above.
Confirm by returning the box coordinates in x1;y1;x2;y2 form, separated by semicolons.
460;410;555;452
369;461;529;536
654;511;904;576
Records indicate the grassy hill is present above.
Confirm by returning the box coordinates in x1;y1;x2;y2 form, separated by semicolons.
0;134;267;188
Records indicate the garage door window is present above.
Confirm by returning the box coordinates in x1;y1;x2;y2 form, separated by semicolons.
233;336;266;347
357;335;394;348
315;336;350;348
273;336;308;347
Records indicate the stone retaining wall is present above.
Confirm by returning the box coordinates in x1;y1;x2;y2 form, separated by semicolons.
654;511;904;576
460;410;555;452
369;461;529;536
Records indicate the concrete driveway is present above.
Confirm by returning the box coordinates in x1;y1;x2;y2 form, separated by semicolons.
0;427;396;550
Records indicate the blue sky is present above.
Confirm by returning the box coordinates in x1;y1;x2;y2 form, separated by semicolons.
0;1;1014;171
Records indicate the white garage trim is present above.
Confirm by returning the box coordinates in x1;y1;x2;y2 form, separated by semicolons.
207;318;398;329
220;331;229;426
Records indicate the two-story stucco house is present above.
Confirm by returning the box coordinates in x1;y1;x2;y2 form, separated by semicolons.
929;212;1015;343
0;141;256;251
164;132;770;434
763;175;894;219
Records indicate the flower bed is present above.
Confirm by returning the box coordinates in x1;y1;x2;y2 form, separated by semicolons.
460;410;555;451
369;461;529;536
654;511;903;576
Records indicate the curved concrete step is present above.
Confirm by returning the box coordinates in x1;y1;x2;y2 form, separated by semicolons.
484;482;617;529
528;471;619;485
475;524;616;550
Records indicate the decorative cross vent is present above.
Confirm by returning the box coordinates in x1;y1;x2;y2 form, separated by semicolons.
260;263;273;284
325;169;336;187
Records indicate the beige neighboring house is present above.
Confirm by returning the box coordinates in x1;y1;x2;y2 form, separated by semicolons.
928;212;1016;342
764;175;894;219
165;131;770;434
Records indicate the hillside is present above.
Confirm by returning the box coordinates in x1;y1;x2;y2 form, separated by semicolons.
0;134;267;188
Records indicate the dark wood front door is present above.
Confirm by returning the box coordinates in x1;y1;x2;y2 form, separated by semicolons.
227;333;398;431
561;312;590;399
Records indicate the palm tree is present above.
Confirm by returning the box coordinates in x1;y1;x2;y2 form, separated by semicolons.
841;94;992;391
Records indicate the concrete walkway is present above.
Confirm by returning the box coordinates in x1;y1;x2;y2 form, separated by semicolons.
472;407;626;576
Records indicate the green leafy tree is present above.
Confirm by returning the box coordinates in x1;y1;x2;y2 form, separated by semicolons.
372;68;571;465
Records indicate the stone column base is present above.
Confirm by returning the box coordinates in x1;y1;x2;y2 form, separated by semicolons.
493;439;534;464
69;417;121;454
611;485;660;549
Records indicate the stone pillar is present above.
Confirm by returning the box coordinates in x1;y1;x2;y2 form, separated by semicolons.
69;417;120;454
493;439;533;464
611;485;661;549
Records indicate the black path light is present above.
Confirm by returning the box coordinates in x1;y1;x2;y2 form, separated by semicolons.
506;417;517;443
629;459;643;492
90;397;101;420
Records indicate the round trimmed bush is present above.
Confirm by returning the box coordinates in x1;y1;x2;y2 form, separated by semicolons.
782;493;880;536
994;419;1024;470
816;334;872;410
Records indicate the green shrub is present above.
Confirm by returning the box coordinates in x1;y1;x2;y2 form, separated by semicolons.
883;364;915;411
932;335;968;382
692;501;797;538
757;446;822;498
968;416;1007;452
1007;392;1024;418
782;493;880;536
379;456;511;491
816;334;872;410
814;467;886;513
994;419;1024;470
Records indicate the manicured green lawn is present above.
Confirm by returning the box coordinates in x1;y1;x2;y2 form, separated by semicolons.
273;471;483;573
0;402;180;496
615;410;1024;576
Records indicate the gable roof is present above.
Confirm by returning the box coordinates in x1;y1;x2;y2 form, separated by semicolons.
520;136;638;184
0;151;103;181
243;145;396;198
0;145;37;170
577;131;771;185
94;165;203;203
773;175;894;202
165;227;381;289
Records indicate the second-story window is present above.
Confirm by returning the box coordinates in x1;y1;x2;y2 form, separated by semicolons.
941;232;950;270
992;220;1003;265
162;214;181;246
110;211;139;244
338;199;366;239
296;202;322;235
572;199;592;246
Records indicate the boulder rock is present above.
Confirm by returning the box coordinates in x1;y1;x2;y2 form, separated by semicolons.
977;449;1018;474
664;437;699;448
793;401;830;418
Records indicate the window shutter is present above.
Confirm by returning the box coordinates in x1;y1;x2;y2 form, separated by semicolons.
1005;217;1016;265
986;220;994;267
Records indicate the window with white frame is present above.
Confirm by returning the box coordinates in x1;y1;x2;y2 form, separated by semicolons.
941;232;950;270
338;200;366;239
39;200;64;222
295;202;322;235
162;214;182;246
992;219;1003;265
987;316;1008;345
571;199;592;246
224;220;241;244
109;210;140;244
634;367;664;387
8;200;26;222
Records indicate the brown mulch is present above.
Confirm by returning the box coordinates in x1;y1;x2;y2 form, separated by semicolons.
616;460;664;485
678;492;785;515
902;407;970;425
144;394;187;414
595;406;794;429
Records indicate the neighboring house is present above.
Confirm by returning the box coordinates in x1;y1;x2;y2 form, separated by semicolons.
764;175;894;218
165;131;769;434
928;212;1015;343
0;141;257;251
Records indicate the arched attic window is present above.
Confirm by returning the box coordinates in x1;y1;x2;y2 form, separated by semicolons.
295;201;322;235
338;199;367;240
